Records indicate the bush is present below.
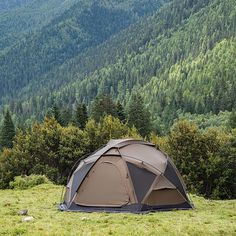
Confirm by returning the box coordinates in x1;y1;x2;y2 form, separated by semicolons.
167;120;236;199
9;175;51;189
0;117;141;189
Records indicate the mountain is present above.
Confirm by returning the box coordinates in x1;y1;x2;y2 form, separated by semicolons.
0;0;31;10
0;0;78;51
0;0;166;104
65;0;236;129
0;0;236;131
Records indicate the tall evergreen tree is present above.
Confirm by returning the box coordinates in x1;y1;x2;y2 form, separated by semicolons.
126;93;151;137
228;110;236;129
60;107;72;127
73;104;88;129
51;105;61;123
116;101;126;123
0;110;15;149
46;105;63;125
90;95;117;122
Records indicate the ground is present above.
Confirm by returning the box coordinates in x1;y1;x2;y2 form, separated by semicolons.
0;184;235;236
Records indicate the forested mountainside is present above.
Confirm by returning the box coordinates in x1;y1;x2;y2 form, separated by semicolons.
0;0;236;131
0;0;30;9
0;0;78;51
0;0;166;102
67;0;236;115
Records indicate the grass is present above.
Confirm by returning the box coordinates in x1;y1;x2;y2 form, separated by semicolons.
0;184;235;236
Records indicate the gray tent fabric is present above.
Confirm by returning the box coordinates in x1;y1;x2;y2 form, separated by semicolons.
127;162;156;202
59;139;194;213
164;161;188;201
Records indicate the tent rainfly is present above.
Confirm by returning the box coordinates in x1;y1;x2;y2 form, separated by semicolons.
59;139;193;213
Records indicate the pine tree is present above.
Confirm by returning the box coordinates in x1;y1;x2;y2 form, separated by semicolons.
0;110;15;149
228;110;236;129
126;93;151;137
46;105;63;125
90;95;117;122
116;101;126;123
60;107;72;127
51;105;61;123
73;104;88;129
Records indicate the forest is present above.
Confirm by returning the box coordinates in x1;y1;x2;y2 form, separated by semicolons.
0;0;82;51
0;0;235;133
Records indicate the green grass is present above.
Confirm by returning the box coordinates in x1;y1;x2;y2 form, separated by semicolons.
0;184;235;236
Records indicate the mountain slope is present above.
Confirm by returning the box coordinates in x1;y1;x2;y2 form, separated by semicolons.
0;0;166;104
1;0;236;130
0;0;78;51
142;38;236;116
0;0;209;106
41;0;236;115
0;0;31;10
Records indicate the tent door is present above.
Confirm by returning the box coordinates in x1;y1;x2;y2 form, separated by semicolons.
74;159;129;207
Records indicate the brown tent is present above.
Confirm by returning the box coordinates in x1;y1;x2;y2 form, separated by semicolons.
60;139;193;212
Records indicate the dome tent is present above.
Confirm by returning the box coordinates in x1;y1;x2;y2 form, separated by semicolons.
59;139;193;213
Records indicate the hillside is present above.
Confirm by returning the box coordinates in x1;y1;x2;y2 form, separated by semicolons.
0;0;235;132
0;0;235;129
0;184;235;235
0;0;78;51
0;0;31;10
0;0;166;104
72;0;236;119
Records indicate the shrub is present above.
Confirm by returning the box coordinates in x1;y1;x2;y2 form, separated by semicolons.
0;117;141;189
167;120;236;199
9;175;51;189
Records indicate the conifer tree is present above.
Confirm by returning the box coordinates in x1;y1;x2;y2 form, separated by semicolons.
51;105;61;123
60;107;72;127
90;95;117;122
116;101;126;123
73;104;88;129
126;93;151;137
228;110;236;129
0;110;15;149
46;105;63;125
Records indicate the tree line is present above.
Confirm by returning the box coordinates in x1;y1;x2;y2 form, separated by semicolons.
0;95;235;200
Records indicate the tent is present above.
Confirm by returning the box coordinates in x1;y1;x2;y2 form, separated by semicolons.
59;139;193;213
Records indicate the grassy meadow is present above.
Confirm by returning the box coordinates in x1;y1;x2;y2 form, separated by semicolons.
0;184;235;236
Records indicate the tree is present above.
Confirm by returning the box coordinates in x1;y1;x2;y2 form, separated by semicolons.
126;93;151;137
167;119;202;193
167;119;236;199
73;104;88;129
116;101;126;123
90;95;117;121
0;110;15;149
0;117;89;187
52;105;60;121
215;129;236;199
60;107;72;127
0;114;141;188
228;110;236;129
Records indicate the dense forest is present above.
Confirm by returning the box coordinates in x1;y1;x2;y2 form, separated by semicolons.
0;0;78;51
0;0;235;200
0;0;166;102
0;0;235;133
